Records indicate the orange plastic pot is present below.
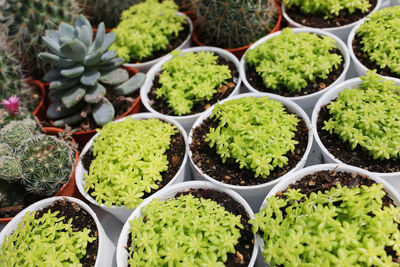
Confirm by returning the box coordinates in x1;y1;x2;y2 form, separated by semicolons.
0;128;80;224
29;79;47;121
180;2;197;21
192;3;282;59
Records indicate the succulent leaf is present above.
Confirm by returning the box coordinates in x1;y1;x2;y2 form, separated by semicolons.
93;99;115;126
85;84;106;103
46;101;84;120
39;53;75;68
61;86;86;108
81;70;101;86
60;66;85;78
49;78;80;91
99;68;129;85
115;73;146;96
53;113;84;127
60;40;88;61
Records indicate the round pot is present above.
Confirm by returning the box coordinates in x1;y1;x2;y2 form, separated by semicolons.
123;13;193;73
0;128;80;224
192;4;282;59
141;46;242;132
188;92;313;211
0;196;115;267
282;0;382;42
116;181;259;267
380;0;398;8
75;112;188;223
312;77;400;190
258;163;400;264
240;27;350;117
29;79;47;122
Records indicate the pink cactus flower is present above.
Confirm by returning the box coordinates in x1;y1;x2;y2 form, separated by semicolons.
1;95;20;116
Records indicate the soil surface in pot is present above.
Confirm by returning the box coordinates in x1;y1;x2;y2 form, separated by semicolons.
36;199;99;266
82;128;185;202
126;188;254;267
285;0;377;28
133;23;190;64
246;49;344;97
317;106;400;173
190;113;309;186
352;34;400;79
148;57;238;116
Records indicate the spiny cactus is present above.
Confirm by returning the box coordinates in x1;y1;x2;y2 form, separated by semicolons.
193;0;279;49
0;0;79;78
0;118;38;147
39;15;145;127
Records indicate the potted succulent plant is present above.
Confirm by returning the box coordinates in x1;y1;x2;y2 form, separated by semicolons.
241;27;350;117
0;196;115;266
110;0;193;72
188;93;313;210
38;15;145;146
141;47;241;131
75;113;188;222
281;0;382;41
253;164;400;265
348;6;400;79
0;101;78;224
116;181;259;267
192;0;282;58
312;71;400;191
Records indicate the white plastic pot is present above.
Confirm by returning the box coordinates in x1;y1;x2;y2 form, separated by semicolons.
141;46;242;132
75;112;188;223
123;13;193;73
282;0;382;42
312;78;400;190
257;164;400;264
188;93;313;211
380;0;398;8
240;28;350;117
0;196;115;267
116;181;259;267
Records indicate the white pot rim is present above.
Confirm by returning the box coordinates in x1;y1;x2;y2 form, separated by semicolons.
75;112;188;210
240;27;350;102
123;12;193;69
116;181;259;267
0;196;105;267
281;1;382;31
188;92;313;190
140;46;242;120
311;77;400;177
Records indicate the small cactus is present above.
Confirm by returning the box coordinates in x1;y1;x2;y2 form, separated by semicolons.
0;156;23;183
193;0;279;49
0;118;38;148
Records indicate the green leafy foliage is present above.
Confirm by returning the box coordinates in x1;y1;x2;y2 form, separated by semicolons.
251;183;400;266
246;28;342;93
84;118;177;208
357;6;400;74
0;210;96;265
283;0;371;17
128;194;243;266
110;0;187;62
156;51;232;115
205;97;299;178
322;71;400;160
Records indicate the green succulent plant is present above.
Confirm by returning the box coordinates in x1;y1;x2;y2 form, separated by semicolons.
245;28;343;93
356;6;400;75
39;15;145;127
322;71;400;160
128;194;243;266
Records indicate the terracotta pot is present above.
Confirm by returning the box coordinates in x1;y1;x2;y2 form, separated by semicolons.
179;2;197;21
192;3;282;59
29;79;47;121
0;128;80;224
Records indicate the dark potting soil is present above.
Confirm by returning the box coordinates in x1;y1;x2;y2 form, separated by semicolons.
127;188;254;267
132;23;191;64
82;129;186;203
352;33;400;79
190;114;309;186
285;0;377;28
317;105;400;173
148;57;238;116
246;49;344;97
35;199;99;266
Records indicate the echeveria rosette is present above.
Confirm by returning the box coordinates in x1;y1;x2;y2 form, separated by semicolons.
0;210;96;265
128;194;243;266
156;51;232;115
357;6;400;75
84;118;177;209
283;0;371;18
323;71;400;160
205;96;299;178
246;28;343;93
251;183;400;266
